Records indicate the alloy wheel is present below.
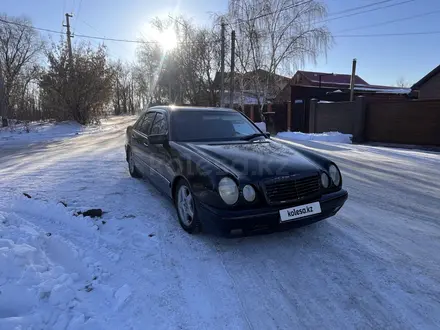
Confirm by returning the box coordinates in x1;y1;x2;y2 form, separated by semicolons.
177;185;194;226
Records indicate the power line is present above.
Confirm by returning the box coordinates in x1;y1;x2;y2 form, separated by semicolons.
246;0;418;38
61;0;67;34
72;0;83;34
62;0;66;23
242;0;312;23
227;0;417;38
334;31;440;38
0;17;64;35
229;1;313;26
76;0;83;18
0;17;219;46
78;17;103;35
337;9;440;33
75;17;129;58
228;0;406;27
74;33;218;45
327;0;395;17
2;12;436;49
322;0;415;24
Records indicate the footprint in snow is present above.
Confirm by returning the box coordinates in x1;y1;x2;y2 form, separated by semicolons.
128;232;158;250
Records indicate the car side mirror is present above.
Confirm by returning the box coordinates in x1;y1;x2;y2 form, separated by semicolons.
149;134;168;145
265;132;271;138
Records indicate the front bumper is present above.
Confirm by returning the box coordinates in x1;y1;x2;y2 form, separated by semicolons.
198;189;348;234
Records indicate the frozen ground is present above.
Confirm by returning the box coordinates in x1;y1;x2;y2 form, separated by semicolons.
0;116;439;329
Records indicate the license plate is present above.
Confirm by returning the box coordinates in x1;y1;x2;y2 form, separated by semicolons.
279;202;321;222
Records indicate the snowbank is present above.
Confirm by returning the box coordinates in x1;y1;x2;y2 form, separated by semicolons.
0;121;83;142
254;122;267;132
0;197;120;330
276;131;352;143
0;116;131;144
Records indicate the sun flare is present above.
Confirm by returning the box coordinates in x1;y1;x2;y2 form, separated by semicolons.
158;28;178;51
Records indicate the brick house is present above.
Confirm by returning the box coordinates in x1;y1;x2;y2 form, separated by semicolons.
273;70;410;132
274;70;370;103
274;70;409;104
412;64;440;99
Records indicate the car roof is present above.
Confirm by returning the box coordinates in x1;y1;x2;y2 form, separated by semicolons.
148;106;237;113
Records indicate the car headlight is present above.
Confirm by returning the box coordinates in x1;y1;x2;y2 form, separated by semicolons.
218;177;239;205
321;172;330;188
329;164;341;186
242;185;256;202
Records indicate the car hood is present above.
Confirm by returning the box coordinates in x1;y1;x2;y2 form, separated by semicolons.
181;139;321;180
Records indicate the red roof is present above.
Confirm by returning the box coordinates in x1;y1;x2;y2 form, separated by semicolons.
297;70;369;86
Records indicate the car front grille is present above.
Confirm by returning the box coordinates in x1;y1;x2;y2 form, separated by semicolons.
263;174;321;205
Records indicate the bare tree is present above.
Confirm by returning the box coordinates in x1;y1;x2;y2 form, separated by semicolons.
0;14;43;126
135;40;168;106
396;76;410;88
112;61;141;115
40;42;114;124
224;0;331;117
135;17;221;107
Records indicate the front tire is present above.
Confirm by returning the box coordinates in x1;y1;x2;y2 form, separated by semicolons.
175;180;201;234
127;149;142;178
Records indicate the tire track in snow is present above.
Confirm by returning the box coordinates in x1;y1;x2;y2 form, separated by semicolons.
1;119;440;329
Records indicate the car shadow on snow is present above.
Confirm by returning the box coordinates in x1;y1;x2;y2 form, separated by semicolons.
207;219;335;248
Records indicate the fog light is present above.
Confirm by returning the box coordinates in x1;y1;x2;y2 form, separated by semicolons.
321;172;330;188
243;185;256;202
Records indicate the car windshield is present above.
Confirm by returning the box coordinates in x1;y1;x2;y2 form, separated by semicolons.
171;110;263;142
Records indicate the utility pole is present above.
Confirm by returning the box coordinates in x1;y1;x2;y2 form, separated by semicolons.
220;20;226;107
64;13;74;69
229;30;236;108
349;58;357;102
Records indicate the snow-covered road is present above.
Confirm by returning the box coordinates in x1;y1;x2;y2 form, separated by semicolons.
1;116;439;329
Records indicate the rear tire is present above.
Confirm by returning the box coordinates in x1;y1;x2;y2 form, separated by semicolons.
174;179;201;234
127;149;142;178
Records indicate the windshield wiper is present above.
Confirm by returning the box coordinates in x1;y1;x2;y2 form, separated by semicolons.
240;133;266;141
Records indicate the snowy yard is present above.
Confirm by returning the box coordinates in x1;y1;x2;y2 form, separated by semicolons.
1;116;440;329
276;131;353;143
0;116;132;146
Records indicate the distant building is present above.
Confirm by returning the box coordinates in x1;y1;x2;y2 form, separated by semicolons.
291;70;369;88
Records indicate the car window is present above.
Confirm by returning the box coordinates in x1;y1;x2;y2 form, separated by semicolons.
139;112;156;135
150;113;167;135
133;113;146;130
171;111;260;142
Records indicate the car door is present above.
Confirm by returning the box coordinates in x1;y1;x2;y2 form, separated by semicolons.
147;111;173;195
132;112;156;175
130;112;147;172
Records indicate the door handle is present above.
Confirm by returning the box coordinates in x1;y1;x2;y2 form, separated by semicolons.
143;142;149;147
